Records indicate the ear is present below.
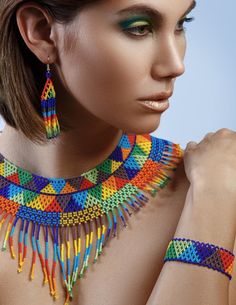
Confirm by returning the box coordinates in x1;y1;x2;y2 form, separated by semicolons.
16;2;58;64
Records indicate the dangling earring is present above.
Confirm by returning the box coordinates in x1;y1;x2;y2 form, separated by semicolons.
40;56;60;139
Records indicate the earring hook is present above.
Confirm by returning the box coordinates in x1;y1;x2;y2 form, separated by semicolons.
47;56;50;71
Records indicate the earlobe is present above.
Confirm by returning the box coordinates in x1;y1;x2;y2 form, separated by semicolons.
16;3;56;64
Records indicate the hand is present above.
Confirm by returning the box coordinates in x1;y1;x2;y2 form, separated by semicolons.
184;128;236;196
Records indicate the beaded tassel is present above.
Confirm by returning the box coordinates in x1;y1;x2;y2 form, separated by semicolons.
45;226;55;297
94;217;102;263
0;211;8;232
9;217;19;259
86;221;94;268
36;224;48;284
0;134;184;303
21;220;30;271
52;227;59;298
66;226;72;296
40;61;60;139
2;215;14;251
71;226;78;286
79;222;90;278
57;228;68;295
30;223;37;280
17;219;24;273
99;216;106;253
3;191;172;302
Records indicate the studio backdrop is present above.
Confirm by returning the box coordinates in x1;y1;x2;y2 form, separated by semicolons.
0;0;235;148
155;0;236;147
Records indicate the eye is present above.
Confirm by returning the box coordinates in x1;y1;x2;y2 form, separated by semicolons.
122;21;153;37
176;16;195;32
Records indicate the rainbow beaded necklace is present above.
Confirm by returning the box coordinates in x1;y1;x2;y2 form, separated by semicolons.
0;133;183;304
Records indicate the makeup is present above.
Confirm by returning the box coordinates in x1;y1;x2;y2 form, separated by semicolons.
118;15;153;30
138;100;170;112
116;1;196;34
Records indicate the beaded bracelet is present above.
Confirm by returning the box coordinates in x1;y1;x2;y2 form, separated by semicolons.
163;238;235;280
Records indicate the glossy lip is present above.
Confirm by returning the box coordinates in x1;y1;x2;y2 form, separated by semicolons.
138;99;170;113
138;91;173;101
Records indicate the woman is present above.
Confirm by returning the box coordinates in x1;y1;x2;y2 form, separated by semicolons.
0;0;236;304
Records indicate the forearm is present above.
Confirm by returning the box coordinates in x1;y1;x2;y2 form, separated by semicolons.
146;185;236;305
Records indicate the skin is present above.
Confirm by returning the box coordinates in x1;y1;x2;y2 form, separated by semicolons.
0;0;236;304
0;0;187;178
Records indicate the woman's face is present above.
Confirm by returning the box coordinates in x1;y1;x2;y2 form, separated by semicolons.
55;0;196;134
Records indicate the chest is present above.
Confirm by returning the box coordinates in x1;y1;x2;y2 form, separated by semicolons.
0;167;235;305
0;165;189;305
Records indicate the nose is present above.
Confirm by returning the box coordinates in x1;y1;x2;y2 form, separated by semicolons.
151;34;185;79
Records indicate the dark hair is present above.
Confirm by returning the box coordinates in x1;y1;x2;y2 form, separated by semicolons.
0;0;98;144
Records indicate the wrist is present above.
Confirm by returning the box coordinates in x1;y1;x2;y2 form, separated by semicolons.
191;174;236;199
174;187;236;252
190;182;236;227
164;237;235;281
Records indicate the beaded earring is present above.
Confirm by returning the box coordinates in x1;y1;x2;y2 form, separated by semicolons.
40;56;60;139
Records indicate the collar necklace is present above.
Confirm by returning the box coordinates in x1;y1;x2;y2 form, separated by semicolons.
0;133;183;304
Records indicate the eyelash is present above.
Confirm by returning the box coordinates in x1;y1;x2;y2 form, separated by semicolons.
123;17;195;36
177;17;195;32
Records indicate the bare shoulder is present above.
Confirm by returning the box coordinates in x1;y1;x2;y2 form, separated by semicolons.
149;138;190;217
153;136;190;193
148;136;191;211
161;145;190;196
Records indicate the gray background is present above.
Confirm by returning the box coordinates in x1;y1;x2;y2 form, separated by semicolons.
154;0;236;147
0;0;235;148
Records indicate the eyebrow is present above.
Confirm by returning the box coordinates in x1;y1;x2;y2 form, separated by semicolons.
116;0;197;20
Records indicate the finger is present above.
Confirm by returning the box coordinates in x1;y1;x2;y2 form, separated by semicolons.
185;141;198;150
204;132;214;139
215;128;232;136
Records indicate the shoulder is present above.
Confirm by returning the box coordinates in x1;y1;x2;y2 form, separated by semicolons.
136;134;188;188
135;133;184;158
145;134;188;190
146;133;184;167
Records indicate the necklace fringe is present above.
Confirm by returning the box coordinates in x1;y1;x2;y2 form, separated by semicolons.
0;136;183;304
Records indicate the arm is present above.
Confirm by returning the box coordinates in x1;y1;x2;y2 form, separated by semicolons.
229;238;236;305
146;183;236;305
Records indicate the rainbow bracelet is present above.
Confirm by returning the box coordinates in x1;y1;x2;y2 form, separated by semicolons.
163;238;235;280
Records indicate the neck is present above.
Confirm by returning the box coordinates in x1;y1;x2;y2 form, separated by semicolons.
0;124;123;179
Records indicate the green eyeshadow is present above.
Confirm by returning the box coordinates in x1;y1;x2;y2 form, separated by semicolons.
118;16;152;29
